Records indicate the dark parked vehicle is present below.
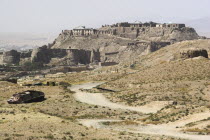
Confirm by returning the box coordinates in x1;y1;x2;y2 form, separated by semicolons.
7;90;45;104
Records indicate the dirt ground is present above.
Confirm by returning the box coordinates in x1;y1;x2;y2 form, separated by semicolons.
1;39;210;140
0;80;180;140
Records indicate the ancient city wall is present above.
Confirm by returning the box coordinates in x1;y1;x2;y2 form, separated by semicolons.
0;46;100;66
31;46;100;66
2;50;20;65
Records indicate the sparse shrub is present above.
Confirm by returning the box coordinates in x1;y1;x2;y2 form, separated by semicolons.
119;131;126;135
44;134;54;139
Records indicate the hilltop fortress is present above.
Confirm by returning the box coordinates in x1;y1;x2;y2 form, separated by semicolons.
0;21;201;67
60;22;196;42
63;22;185;37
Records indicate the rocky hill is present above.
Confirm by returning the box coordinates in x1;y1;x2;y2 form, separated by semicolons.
50;22;200;64
52;22;199;49
0;22;202;67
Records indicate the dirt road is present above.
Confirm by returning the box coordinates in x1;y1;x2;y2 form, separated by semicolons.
71;82;167;114
70;82;210;140
78;119;210;140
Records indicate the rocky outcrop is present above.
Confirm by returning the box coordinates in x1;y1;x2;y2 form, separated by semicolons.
175;48;209;60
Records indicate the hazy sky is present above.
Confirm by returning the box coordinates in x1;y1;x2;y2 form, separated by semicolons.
0;0;209;34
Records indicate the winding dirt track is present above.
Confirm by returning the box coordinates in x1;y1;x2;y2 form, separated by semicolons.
71;82;167;114
70;82;210;140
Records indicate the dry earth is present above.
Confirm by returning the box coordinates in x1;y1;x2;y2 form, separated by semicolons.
1;39;210;139
0;80;178;140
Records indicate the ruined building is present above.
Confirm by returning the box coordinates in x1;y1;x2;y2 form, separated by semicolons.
0;46;100;66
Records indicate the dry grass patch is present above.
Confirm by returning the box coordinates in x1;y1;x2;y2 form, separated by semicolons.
184;128;210;135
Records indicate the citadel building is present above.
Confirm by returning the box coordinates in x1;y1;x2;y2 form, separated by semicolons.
62;22;186;37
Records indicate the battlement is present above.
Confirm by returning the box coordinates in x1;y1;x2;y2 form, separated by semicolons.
114;21;157;28
156;23;185;28
102;22;185;28
62;26;116;37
